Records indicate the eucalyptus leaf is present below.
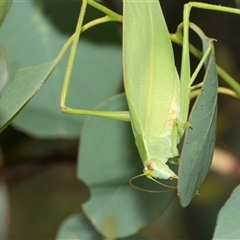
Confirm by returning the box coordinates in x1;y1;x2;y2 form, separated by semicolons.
213;184;240;239
78;94;176;238
56;213;149;240
178;34;218;207
0;1;121;138
56;214;103;240
0;60;56;133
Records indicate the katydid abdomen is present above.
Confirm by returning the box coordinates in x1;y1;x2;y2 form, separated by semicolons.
134;72;184;180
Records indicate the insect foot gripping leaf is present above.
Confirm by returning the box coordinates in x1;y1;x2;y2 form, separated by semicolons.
123;0;184;182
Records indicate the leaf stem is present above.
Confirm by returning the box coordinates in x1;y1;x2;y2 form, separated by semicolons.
171;17;240;98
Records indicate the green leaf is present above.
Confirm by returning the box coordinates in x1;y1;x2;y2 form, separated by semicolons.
0;0;12;28
0;45;8;91
213;184;240;239
178;36;218;207
56;214;103;240
0;1;121;138
56;213;149;240
0;60;56;133
78;94;175;239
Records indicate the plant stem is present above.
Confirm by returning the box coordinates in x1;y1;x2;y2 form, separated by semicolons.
171;26;240;98
86;0;122;22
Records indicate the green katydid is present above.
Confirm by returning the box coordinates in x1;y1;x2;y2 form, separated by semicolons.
60;0;240;186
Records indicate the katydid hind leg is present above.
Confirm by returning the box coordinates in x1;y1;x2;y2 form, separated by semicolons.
60;1;130;122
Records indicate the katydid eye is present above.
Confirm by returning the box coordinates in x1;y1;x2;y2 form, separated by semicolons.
147;161;155;170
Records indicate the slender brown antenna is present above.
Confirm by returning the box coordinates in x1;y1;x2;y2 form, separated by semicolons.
129;173;177;193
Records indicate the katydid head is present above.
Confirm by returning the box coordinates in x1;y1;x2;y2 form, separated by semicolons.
129;159;177;192
143;159;178;180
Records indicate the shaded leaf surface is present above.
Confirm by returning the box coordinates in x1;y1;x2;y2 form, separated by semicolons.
56;213;149;240
0;61;55;133
178;36;218;207
213;184;240;239
78;94;176;238
56;214;103;240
